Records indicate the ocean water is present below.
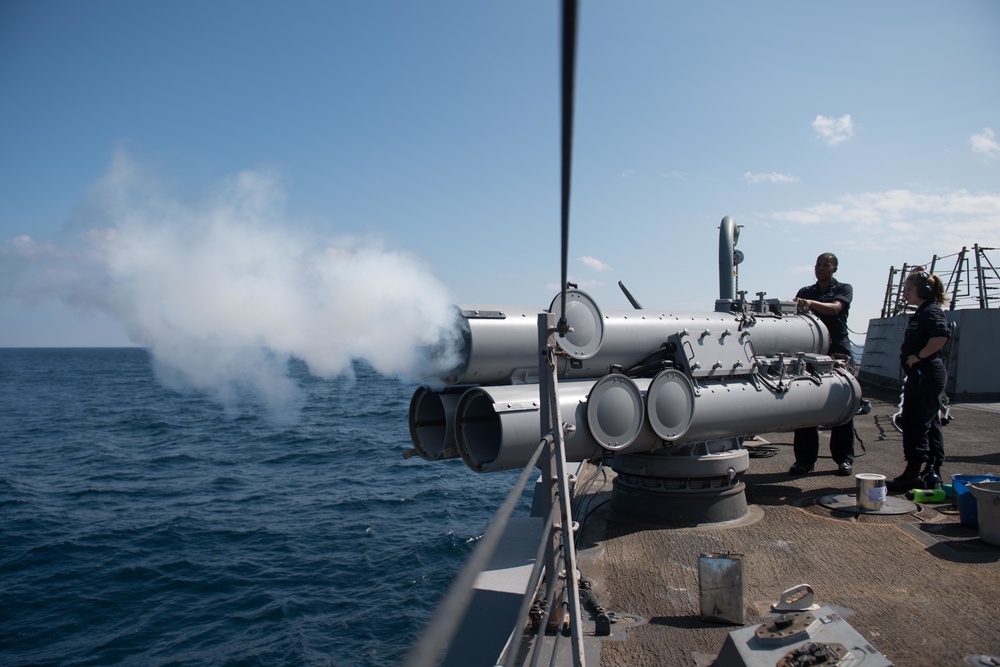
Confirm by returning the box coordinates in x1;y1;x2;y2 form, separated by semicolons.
0;348;530;666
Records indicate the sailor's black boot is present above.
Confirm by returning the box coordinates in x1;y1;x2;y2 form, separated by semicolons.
888;461;923;492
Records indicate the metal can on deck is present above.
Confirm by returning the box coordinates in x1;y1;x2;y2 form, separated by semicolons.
698;552;745;625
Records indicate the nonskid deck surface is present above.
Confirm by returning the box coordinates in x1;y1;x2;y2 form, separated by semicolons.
573;384;1000;666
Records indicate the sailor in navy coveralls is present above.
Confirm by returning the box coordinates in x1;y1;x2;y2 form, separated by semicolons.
889;268;951;491
789;253;856;477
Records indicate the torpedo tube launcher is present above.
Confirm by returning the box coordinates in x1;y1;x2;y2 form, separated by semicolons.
408;288;861;478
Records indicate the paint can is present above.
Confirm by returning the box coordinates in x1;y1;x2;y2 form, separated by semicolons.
856;473;887;511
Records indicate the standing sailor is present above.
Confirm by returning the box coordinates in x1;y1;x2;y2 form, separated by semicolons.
888;268;951;492
789;253;856;476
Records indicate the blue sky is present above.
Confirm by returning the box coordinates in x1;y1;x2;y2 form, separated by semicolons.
2;1;999;371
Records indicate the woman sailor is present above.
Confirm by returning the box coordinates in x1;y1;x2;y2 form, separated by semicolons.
889;268;951;492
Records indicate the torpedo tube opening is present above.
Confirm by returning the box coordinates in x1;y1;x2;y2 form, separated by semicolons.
455;387;504;473
408;386;462;461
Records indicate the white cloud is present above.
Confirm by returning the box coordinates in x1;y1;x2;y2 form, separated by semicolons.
770;188;1000;250
579;255;611;271
969;128;1000;160
743;171;800;185
660;170;688;180
619;169;634;179
812;114;854;146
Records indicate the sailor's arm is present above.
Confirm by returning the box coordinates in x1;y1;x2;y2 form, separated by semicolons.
906;336;948;367
794;297;844;317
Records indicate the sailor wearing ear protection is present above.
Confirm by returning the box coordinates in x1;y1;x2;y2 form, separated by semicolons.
888;268;951;491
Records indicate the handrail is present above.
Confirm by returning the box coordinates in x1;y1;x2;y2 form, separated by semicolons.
407;1;588;662
401;445;584;667
880;245;999;316
402;437;546;667
499;500;560;667
536;311;587;666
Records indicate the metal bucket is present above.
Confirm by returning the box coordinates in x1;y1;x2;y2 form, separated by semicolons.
698;552;745;625
970;481;1000;547
856;473;887;511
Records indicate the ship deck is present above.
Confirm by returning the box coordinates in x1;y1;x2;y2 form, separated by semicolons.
572;383;1000;666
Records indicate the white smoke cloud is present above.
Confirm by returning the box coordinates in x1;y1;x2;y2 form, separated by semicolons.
1;150;461;418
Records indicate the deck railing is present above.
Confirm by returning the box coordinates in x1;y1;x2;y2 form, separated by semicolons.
880;244;999;318
403;312;588;667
